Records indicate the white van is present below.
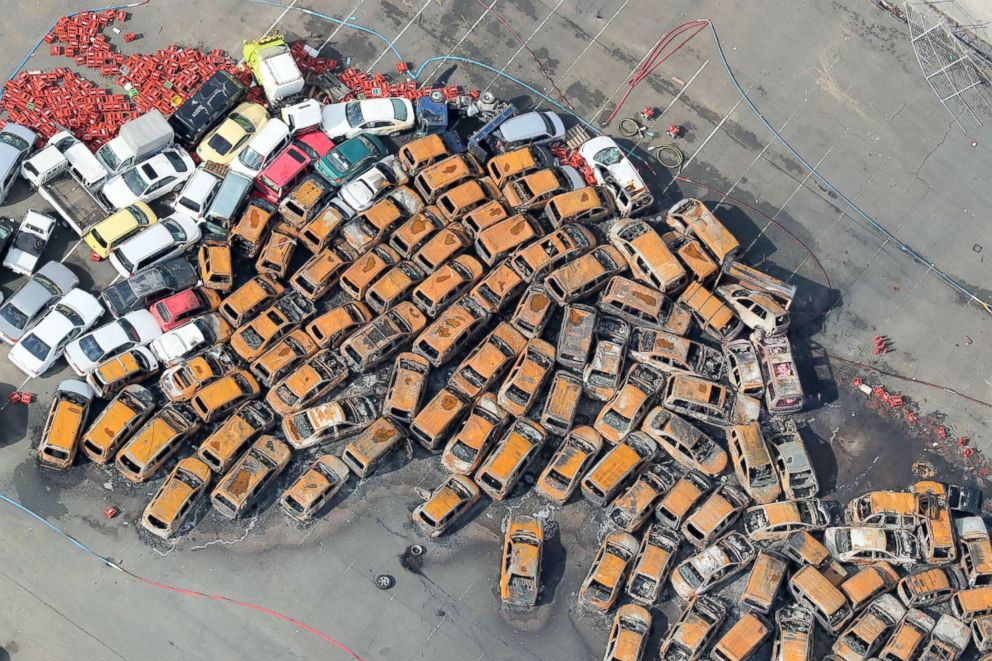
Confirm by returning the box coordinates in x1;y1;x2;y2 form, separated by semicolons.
173;167;222;221
109;213;201;277
229;118;292;178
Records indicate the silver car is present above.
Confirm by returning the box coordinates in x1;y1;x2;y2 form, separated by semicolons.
0;261;78;343
487;111;565;153
0;123;37;204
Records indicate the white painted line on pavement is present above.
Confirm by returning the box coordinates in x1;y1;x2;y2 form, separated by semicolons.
318;0;369;54
716;99;806;209
420;0;501;87
367;0;433;71
262;0;299;39
482;0;565;93
742;144;834;260
661;90;749;196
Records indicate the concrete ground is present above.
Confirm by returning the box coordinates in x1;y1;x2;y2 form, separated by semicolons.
0;0;991;659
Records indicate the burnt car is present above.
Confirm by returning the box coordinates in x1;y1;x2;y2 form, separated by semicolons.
101;257;199;317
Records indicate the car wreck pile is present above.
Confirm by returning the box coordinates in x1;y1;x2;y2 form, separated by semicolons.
5;24;991;661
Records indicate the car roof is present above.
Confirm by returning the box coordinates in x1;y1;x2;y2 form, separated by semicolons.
498;111;560;141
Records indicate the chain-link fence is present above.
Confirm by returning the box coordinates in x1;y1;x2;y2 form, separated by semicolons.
906;1;992;130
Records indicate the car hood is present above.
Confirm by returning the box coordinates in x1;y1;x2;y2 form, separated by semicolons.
102;177;139;209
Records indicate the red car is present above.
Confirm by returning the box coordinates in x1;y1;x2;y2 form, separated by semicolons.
255;131;335;203
150;288;223;331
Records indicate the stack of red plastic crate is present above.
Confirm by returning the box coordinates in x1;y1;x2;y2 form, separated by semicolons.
1;69;136;146
115;46;238;115
335;67;472;102
45;10;128;77
289;41;337;76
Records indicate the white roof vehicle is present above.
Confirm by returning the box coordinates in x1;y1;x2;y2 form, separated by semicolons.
3;211;56;276
108;213;201;278
9;288;104;377
101;147;194;209
670;531;757;600
320;98;414;140
338;155;407;211
64;310;162;376
578;135;653;216
280;99;321;135
172;167;222;221
228;118;291;178
149;313;226;366
766;420;819;499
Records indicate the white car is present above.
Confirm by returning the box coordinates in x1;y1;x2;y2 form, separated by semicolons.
578;135;652;215
172;167;222;221
149;313;227;367
338;155;407;211
228;118;291;179
108;213;201;278
487;111;565;152
63;310;162;376
101;147;195;209
9;288;104;377
320;98;414;140
3;211;56;276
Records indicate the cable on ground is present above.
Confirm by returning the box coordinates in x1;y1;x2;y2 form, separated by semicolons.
824;353;992;410
600;19;710;126
0;493;364;659
469;0;574;109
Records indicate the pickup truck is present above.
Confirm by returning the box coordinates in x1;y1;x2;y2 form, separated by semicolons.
21;132;111;236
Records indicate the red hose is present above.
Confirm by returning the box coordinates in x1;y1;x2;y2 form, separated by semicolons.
602;19;710;126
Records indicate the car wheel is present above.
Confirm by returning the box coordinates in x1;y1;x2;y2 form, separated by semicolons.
375;574;395;590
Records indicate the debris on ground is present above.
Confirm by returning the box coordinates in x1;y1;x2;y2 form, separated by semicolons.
3;10;990;661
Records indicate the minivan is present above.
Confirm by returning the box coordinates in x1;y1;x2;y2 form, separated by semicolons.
229;117;291;179
115;404;201;483
203;170;253;229
412;153;480;202
666;197;740;265
341;417;405;478
37;379;94;470
173;167;222;221
789;564;853;634
211;435;291;519
169;70;247;147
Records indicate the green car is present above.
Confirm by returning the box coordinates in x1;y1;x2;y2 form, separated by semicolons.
315;134;387;187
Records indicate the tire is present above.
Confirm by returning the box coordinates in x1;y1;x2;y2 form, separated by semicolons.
375;574;395;590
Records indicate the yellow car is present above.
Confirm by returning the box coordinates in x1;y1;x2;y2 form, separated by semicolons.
196;102;269;165
83;203;157;259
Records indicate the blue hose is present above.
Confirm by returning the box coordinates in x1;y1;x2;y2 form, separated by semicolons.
5;1;985;312
243;0;413;79
0;493;112;565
